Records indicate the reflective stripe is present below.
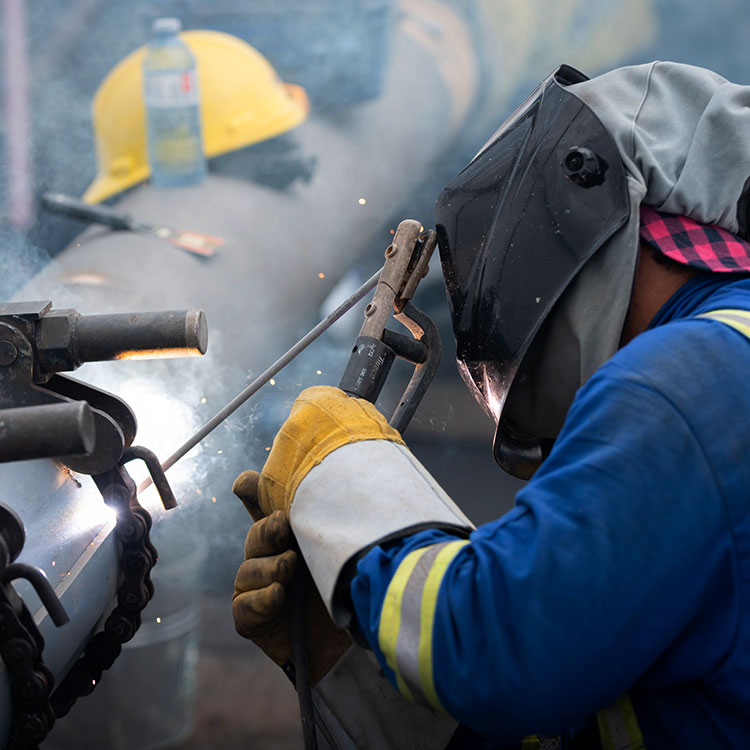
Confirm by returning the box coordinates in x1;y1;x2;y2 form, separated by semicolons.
521;736;561;749
377;539;469;710
378;547;426;701
696;308;750;339
596;695;645;750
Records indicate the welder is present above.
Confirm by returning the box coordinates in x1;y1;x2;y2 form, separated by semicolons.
231;61;750;748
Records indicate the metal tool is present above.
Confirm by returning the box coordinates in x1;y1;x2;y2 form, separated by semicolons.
137;267;381;495
41;192;223;258
0;301;207;746
139;222;438;492
0;302;207;475
339;218;441;429
292;219;441;750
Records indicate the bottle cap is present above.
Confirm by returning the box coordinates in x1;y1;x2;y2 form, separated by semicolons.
152;17;182;35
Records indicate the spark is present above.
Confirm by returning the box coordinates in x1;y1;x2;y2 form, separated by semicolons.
389;229;395;235
156;617;162;624
217;450;223;454
211;497;217;504
51;561;55;567
196;488;202;495
76;243;80;247
92;680;96;686
265;446;271;451
200;397;207;404
420;225;424;232
318;272;325;279
269;378;276;386
316;370;322;375
358;198;367;205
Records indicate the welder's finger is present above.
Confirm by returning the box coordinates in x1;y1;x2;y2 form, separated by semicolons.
234;549;297;595
232;582;287;638
233;470;263;521
244;510;291;559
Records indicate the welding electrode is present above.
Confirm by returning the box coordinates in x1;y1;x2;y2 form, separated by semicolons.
137;268;381;495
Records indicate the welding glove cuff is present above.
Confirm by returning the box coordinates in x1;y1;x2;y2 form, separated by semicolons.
313;643;458;750
292;438;474;628
257;386;473;627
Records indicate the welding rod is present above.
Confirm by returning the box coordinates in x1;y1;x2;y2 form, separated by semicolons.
137;268;381;495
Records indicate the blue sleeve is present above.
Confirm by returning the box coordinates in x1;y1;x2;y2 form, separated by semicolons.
349;358;739;740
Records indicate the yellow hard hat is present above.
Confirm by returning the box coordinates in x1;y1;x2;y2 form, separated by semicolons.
83;30;310;203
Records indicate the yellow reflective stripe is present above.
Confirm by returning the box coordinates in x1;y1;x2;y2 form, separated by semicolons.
377;546;429;701
521;736;541;750
418;540;470;711
597;694;646;750
697;308;750;339
377;540;470;708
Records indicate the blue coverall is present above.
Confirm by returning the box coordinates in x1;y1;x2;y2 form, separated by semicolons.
351;274;750;748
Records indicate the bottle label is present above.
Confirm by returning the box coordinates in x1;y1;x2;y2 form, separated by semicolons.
145;70;200;108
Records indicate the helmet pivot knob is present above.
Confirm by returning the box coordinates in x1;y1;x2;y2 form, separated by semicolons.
563;147;604;187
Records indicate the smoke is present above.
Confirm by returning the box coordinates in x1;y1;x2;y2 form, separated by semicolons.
0;228;52;299
2;0;750;645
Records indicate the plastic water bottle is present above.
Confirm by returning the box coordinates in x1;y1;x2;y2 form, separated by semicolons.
143;17;206;188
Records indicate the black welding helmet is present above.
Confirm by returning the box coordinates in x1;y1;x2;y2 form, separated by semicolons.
435;65;630;478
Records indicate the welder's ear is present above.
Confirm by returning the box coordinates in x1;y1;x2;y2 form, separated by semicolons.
233;470;264;522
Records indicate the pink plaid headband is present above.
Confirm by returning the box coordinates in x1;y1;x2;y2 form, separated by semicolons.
639;206;750;273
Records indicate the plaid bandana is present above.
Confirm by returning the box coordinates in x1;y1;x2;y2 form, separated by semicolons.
639;205;750;273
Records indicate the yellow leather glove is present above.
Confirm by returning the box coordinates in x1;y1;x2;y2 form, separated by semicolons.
232;471;351;685
251;385;404;517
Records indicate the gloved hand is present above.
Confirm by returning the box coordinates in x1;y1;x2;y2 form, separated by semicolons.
249;385;404;518
232;469;351;685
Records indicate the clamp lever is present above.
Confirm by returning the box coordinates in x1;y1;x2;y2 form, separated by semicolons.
339;219;442;433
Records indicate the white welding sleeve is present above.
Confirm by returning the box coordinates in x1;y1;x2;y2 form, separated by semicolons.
313;643;458;750
290;440;474;627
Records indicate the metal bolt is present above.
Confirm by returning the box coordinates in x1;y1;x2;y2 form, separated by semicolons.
364;303;377;317
105;614;136;642
118;523;135;540
0;340;18;366
124;592;139;607
19;675;44;702
6;638;29;662
18;712;46;742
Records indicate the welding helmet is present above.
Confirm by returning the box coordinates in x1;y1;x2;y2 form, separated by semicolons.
83;30;309;203
437;61;750;479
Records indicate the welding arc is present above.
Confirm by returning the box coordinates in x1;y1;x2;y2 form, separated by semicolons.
137;268;382;496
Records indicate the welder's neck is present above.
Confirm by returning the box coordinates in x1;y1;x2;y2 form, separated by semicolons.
619;243;703;347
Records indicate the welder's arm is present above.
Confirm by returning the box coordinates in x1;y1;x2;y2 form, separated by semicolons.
246;385;475;627
350;369;737;742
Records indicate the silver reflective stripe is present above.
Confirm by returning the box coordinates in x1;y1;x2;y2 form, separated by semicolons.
394;543;447;707
696;308;750;339
377;539;469;711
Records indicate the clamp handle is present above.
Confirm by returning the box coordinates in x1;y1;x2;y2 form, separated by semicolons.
339;221;441;434
120;446;177;510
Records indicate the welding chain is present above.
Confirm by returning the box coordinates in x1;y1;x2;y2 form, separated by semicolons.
0;597;56;749
49;468;158;721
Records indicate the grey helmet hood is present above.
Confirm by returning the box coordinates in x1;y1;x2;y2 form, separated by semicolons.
502;61;750;457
